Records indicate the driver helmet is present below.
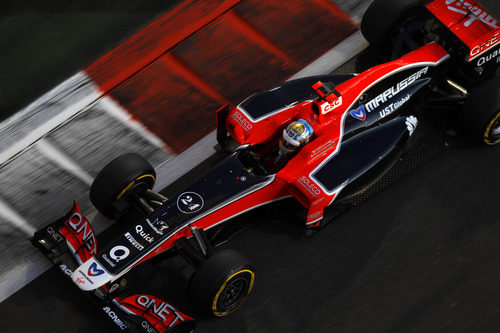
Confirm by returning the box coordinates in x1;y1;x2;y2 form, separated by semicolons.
279;119;314;154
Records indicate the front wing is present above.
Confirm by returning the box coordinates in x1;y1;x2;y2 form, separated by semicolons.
31;202;195;333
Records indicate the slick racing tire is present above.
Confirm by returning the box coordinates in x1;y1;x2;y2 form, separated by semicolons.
460;77;500;145
361;0;420;46
90;153;156;218
188;249;255;317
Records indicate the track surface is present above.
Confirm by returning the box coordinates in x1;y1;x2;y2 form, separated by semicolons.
2;100;500;333
0;1;182;121
2;1;500;332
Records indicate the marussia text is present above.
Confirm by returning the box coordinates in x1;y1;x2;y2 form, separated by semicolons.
365;67;428;112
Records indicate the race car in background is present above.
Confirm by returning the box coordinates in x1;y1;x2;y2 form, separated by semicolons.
32;0;499;332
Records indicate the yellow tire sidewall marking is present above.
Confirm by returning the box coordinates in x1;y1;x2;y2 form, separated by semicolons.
484;111;500;145
116;174;156;200
212;268;255;317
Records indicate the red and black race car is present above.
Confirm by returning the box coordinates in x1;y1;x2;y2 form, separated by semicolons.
32;0;499;332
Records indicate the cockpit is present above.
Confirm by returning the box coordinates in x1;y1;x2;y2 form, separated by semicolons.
220;76;352;175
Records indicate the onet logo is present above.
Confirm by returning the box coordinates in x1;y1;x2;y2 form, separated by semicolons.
88;262;105;277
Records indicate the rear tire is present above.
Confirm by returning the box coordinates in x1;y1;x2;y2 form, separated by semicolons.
361;0;420;46
89;153;156;218
188;249;255;317
460;77;500;145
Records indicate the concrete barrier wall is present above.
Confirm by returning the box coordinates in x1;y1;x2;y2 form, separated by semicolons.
0;0;370;302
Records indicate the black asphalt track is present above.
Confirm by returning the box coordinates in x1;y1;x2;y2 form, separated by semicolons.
2;117;500;333
2;1;500;332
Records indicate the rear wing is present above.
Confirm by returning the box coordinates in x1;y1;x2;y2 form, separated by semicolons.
424;0;499;61
468;27;500;62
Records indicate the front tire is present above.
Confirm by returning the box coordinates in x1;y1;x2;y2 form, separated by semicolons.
460;77;500;145
188;249;255;317
89;153;156;218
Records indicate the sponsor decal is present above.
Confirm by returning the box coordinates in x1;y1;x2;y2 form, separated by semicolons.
75;277;85;285
231;110;253;130
135;225;154;243
136;295;185;327
88;262;105;277
77;269;96;285
319;96;343;115
125;232;144;251
350;104;367;121
147;218;169;235
307;211;323;220
445;0;499;29
102;254;116;267
109;283;121;294
66;212;97;256
101;245;131;268
471;32;499;59
405;116;418;136
311;197;325;206
311;140;336;158
142;320;160;333
364;67;428;113
46;226;64;243
476;45;500;66
103;306;128;331
177;192;204;214
110;245;130;262
298;176;322;198
379;94;411;119
59;264;73;277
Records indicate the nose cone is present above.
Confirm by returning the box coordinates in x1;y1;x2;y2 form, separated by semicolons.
71;258;110;291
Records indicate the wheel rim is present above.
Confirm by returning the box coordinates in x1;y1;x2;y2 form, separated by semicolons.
212;269;254;316
484;111;500;145
218;276;248;309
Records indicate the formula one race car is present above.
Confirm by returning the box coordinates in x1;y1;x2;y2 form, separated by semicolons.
32;0;499;332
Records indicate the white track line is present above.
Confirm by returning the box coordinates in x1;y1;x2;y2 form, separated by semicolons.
0;72;100;165
36;139;94;186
